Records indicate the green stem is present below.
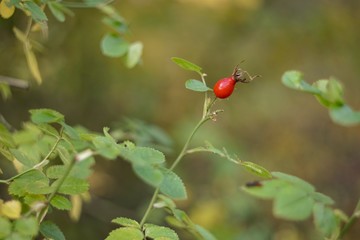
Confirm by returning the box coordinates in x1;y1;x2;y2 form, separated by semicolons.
139;116;210;228
139;188;159;227
169;117;209;171
339;199;360;239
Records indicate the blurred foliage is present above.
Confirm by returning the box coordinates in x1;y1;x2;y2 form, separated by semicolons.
1;0;360;239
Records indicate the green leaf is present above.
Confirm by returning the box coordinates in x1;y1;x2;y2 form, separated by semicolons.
50;195;72;210
144;224;179;240
23;194;46;206
47;159;94;180
194;224;217;240
93;137;119;160
132;164;164;187
61;123;80;140
29;109;64;124
241;179;288;200
313;79;344;107
119;145;165;165
102;17;128;33
185;79;211;92
272;172;315;193
105;227;143;240
40;221;66;240
0;123;15;147
48;2;65;22
329;105;360;126
47;1;73;22
101;34;129;57
23;1;48;22
312;192;335;206
10;149;36;168
313;203;340;238
171;57;202;74
55;177;89;195
273;186;314;220
0;217;11;239
112;217;140;229
14;217;38;237
155;194;177;211
281;70;320;94
160;170;187;200
126;41;143;68
240;162;272;178
9;170;52;196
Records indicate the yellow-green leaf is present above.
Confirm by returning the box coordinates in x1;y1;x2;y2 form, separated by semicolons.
1;200;21;219
24;43;42;84
0;0;15;19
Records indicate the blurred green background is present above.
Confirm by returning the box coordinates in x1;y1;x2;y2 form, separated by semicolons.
1;0;360;239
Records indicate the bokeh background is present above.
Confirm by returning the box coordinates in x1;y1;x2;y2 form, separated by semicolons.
1;0;360;239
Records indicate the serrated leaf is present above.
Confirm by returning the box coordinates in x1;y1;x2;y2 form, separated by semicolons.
40;221;66;240
0;123;15;147
92;129;119;160
185;79;211;92
126;41;143;68
101;34;129;57
0;217;11;239
47;159;94;180
281;71;320;94
10;149;36;167
144;224;179;240
1;200;21;219
240;161;272;178
171;57;202;74
272;172;315;193
120;145;165;165
50;195;72;210
24;1;47;22
160;170;187;200
105;227;143;240
133;164;163;187
55;177;89;195
29;109;64;124
329;105;360;126
313;203;340;238
112;217;140;228
274;186;314;220
61;122;80;140
23;194;46;206
0;0;15;19
9;170;52;196
14;217;38;237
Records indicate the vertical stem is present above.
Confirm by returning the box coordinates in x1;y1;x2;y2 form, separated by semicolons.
139;188;159;227
339;199;360;239
139;116;210;228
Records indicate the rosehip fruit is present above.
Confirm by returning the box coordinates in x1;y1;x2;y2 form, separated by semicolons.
213;66;260;99
213;77;236;99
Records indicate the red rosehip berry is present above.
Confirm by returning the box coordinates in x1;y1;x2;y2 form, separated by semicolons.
213;66;260;99
213;77;236;99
